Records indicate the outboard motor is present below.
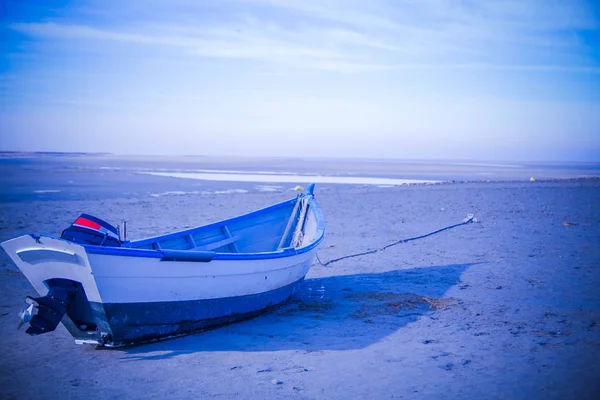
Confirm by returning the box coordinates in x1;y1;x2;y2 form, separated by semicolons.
19;279;97;335
61;213;121;247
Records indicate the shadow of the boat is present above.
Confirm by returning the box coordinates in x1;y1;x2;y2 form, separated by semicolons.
120;262;483;360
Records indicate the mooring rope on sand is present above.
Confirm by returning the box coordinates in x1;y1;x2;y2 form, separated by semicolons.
315;214;477;267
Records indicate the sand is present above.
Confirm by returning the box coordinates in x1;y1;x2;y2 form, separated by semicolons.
1;180;599;399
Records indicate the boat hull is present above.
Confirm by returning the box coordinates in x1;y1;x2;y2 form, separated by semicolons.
1;235;316;347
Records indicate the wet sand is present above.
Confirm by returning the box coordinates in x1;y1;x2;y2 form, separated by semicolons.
1;180;599;399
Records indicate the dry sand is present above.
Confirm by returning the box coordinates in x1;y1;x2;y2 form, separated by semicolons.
1;180;599;399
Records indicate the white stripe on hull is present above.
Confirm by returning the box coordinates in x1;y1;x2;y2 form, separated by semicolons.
89;251;315;303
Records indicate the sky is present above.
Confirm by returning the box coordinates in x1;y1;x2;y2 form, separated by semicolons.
1;0;599;162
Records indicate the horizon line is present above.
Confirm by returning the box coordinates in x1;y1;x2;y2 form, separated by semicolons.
1;150;599;165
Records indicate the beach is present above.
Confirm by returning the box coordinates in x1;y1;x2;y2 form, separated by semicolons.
0;157;599;399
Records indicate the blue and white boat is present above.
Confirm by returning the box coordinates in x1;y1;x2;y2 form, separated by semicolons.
1;184;325;347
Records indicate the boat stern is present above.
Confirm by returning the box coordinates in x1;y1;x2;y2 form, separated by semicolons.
1;234;113;345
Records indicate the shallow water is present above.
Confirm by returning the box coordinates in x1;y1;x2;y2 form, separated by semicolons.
0;153;598;202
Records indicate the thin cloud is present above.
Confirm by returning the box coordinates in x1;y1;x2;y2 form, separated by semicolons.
9;22;391;72
9;0;600;74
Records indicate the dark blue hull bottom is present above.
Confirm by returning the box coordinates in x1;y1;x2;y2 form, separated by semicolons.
88;279;305;347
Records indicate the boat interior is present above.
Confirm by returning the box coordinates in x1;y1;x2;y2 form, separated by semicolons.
126;195;319;254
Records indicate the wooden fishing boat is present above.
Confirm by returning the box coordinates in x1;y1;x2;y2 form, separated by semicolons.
1;184;325;347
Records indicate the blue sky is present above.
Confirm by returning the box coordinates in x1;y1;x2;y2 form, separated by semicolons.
1;0;599;161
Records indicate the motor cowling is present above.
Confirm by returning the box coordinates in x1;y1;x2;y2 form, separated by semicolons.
61;213;121;247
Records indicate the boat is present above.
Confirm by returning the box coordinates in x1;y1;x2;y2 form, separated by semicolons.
1;184;325;347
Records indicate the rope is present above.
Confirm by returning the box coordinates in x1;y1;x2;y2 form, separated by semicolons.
316;214;476;267
277;197;302;249
291;196;310;248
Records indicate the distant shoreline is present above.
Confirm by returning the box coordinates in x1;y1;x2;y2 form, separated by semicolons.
1;151;598;166
0;151;111;157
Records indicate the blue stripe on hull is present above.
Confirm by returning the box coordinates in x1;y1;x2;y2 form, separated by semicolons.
95;279;305;346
